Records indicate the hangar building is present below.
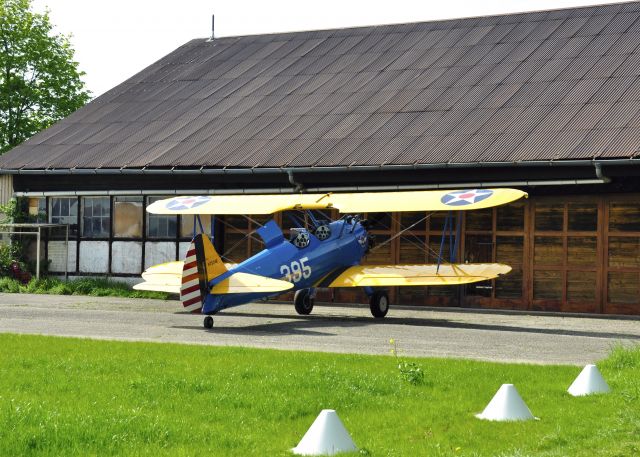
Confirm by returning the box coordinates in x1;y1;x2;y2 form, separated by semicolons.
1;1;640;315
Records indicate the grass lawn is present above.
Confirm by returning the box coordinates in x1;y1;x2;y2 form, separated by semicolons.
0;334;638;457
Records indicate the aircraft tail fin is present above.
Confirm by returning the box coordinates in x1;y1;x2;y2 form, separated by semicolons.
180;233;227;312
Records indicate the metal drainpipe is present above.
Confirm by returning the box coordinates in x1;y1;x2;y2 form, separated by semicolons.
286;169;305;193
594;162;610;182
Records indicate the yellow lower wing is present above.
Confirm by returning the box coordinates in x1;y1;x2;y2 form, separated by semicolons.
324;263;512;287
211;272;294;294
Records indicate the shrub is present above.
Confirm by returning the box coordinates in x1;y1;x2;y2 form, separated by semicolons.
0;276;169;300
389;338;426;386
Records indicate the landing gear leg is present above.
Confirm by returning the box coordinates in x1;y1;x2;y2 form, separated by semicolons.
368;290;389;318
203;315;214;329
294;288;315;315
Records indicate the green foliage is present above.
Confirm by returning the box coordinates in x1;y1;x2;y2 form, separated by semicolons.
389;338;425;386
0;0;90;153
0;336;638;456
0;276;169;299
0;275;20;291
0;239;22;274
0;197;44;275
0;197;30;274
602;343;640;371
397;360;425;386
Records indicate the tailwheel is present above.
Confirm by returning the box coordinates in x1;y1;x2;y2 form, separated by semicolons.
203;316;214;329
294;289;314;315
369;291;389;318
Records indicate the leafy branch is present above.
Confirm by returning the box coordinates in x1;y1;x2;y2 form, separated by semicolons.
0;0;90;153
389;338;425;386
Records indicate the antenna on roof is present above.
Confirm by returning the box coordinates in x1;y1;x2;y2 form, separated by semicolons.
210;14;215;41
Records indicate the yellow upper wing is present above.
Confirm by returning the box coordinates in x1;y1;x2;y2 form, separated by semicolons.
146;189;527;215
322;263;512;288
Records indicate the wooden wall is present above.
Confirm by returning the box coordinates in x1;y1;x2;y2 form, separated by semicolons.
0;175;13;206
223;195;640;315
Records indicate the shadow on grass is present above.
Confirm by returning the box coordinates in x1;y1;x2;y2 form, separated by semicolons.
173;311;640;340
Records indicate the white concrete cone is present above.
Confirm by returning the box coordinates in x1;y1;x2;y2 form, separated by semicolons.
292;409;357;456
475;384;536;421
568;364;610;396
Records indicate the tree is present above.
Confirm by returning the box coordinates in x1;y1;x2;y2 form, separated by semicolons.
0;0;90;153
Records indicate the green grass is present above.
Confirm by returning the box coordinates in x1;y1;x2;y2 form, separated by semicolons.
0;276;169;299
0;335;638;457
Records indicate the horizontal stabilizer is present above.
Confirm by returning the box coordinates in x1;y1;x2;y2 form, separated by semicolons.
147;189;527;215
324;263;512;288
140;260;237;283
136;259;237;296
133;281;180;294
142;260;184;282
211;272;294;294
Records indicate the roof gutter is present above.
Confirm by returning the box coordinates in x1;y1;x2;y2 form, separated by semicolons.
13;178;609;197
0;158;636;175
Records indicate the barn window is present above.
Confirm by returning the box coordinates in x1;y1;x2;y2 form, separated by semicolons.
81;197;110;238
222;215;251;263
113;196;143;238
180;214;213;239
532;199;600;311
28;197;46;223
50;197;78;235
606;200;640;309
146;197;177;239
399;212;427;305
460;201;526;304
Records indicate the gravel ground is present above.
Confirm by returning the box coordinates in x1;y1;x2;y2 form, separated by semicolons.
1;293;638;365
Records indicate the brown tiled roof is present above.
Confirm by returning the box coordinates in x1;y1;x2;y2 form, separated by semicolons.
3;1;640;171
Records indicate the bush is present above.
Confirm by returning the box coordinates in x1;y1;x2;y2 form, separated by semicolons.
0;276;170;300
0;276;22;293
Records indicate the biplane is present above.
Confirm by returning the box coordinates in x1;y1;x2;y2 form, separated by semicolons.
135;189;527;328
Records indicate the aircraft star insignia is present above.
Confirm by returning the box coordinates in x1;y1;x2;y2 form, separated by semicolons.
165;196;211;211
441;189;494;206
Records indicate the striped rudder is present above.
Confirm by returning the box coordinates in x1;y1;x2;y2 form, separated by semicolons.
180;233;227;313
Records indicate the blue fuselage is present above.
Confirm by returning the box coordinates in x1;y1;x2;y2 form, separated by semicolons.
202;218;368;314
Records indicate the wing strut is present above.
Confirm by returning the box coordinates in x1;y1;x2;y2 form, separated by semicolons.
436;211;463;273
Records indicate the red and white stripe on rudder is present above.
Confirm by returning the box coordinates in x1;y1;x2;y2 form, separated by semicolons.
180;246;202;312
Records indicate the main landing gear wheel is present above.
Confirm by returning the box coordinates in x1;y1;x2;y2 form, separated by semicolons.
203;316;214;329
294;289;314;315
369;291;389;318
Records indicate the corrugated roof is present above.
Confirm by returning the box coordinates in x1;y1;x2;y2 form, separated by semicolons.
4;1;640;171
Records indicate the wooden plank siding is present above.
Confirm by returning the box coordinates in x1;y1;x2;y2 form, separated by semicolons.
215;194;640;315
0;175;13;206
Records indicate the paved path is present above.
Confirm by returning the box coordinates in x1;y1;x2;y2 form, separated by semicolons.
1;293;638;365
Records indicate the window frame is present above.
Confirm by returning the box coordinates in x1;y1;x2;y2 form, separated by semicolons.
81;196;111;239
146;196;178;240
113;196;144;239
49;196;79;237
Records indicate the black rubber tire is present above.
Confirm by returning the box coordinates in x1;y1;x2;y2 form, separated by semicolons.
294;289;314;315
203;316;214;329
369;291;389;318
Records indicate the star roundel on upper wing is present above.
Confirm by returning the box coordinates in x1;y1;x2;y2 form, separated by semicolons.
440;189;494;207
165;196;211;211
